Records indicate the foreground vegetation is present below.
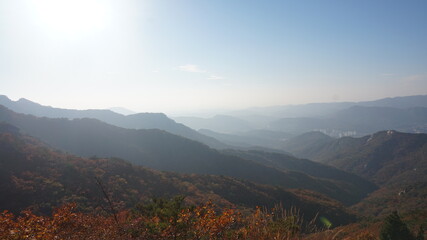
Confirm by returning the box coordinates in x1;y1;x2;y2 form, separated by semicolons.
0;198;316;240
1;197;424;240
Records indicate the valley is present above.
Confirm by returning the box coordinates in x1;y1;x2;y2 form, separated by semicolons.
0;95;426;239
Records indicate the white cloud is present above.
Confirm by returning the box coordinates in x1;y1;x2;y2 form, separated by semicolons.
207;75;224;80
401;74;427;82
177;64;224;80
178;64;206;73
380;73;394;77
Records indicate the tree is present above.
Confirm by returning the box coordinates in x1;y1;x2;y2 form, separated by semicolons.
380;211;415;240
416;226;424;240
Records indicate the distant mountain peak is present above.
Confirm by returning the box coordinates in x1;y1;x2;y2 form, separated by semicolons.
109;107;136;116
0;95;10;100
17;98;30;102
16;98;40;105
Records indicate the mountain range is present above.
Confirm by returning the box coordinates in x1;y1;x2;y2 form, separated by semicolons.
0;105;376;205
182;95;427;134
1;94;426;222
0;123;355;225
282;130;427;218
174;115;254;133
199;128;294;151
230;95;427;119
0;95;227;149
172;95;427;151
3;94;427;151
268;106;427;136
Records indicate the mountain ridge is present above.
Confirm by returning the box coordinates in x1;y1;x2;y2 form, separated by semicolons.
0;124;355;225
282;130;427;217
0;95;227;149
0;105;376;205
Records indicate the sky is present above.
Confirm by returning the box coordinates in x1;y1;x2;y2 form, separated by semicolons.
1;0;426;114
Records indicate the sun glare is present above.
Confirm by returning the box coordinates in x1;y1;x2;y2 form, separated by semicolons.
30;0;109;38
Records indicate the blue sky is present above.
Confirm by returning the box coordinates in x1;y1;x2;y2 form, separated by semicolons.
1;0;426;114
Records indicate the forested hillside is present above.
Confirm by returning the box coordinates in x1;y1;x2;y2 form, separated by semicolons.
0;123;354;226
0;105;376;205
282;130;427;218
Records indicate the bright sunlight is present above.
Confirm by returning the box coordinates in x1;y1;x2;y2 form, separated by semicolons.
29;0;110;38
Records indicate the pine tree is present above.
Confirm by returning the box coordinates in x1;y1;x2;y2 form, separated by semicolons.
380;211;415;240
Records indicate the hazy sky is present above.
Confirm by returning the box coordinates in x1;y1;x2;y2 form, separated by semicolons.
1;0;426;114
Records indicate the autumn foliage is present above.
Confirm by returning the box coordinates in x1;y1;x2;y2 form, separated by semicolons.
0;199;320;240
